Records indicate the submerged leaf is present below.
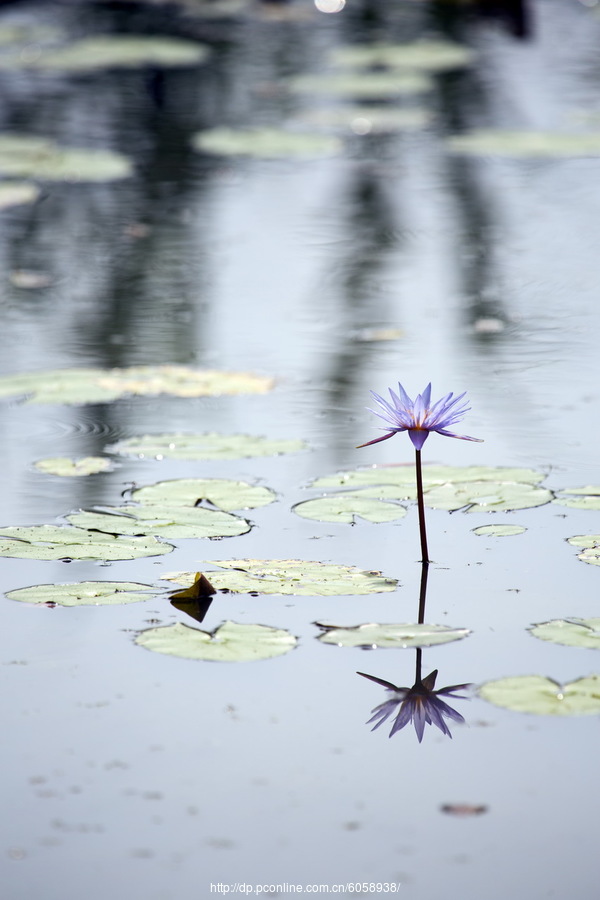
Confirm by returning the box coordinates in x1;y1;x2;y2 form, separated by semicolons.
163;560;397;596
132;478;275;512
478;674;600;715
34;456;112;477
67;505;250;540
135;620;297;662
529;618;600;650
107;432;307;461
472;524;527;536
193;127;341;159
6;581;155;607
0;524;172;560
316;622;470;648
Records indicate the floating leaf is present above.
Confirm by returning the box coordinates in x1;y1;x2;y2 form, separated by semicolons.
447;130;600;158
472;524;527;537
567;535;600;566
169;572;216;601
67;505;250;540
107;432;307;461
288;71;432;99
478;674;600;716
9;270;52;289
298;106;431;134
164;560;397;596
423;481;551;513
132;478;275;512
529;618;600;650
0;364;274;405
0;182;40;209
0;135;132;181
329;39;474;71
554;487;600;510
34;456;112;477
311;465;544;490
316;622;470;648
21;36;210;71
0;524;172;560
6;581;155;607
293;489;408;524
192;127;341;159
135;620;297;662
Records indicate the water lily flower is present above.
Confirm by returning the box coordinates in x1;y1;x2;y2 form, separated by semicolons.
359;670;470;742
357;382;482;451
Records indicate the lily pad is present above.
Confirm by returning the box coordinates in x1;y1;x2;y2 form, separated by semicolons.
107;432;307;461
293;489;408;524
554;487;600;510
329;39;474;71
567;535;600;566
132;478;275;512
478;674;600;716
25;36;210;71
0;525;172;560
288;71;432;99
529;618;600;650
34;457;112;477
423;481;551;513
67;505;250;540
316;622;470;648
192;127;342;159
6;581;155;607
298;106;432;134
311;465;545;490
447;130;600;158
0;136;132;181
135;620;297;662
0;182;40;208
472;524;527;537
0;364;274;405
164;560;397;596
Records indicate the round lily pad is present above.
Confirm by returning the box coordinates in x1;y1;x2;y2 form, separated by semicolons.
293;490;408;524
529;618;600;650
568;535;600;566
329;39;474;71
0;524;172;560
472;524;527;537
132;478;275;512
192;127;342;159
311;465;545;490
6;581;155;607
316;621;470;648
34;457;112;477
163;560;398;596
478;674;600;716
554;487;600;510
0;364;274;405
0;182;40;208
26;36;210;71
423;480;551;513
288;71;432;99
0;135;132;181
67;505;250;540
135;620;297;662
447;130;600;158
106;432;307;461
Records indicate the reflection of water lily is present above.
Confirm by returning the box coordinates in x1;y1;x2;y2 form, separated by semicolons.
359;669;470;742
357;382;481;450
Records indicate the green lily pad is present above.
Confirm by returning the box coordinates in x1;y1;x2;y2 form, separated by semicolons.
447;130;600;158
329;39;474;71
311;465;544;490
293;489;408;524
529;618;600;650
478;675;600;716
192;127;342;159
568;535;600;566
423;481;551;513
0;364;274;405
0;525;172;560
0;182;40;209
67;505;250;539
298;106;432;134
23;36;210;71
107;432;307;461
6;581;155;607
0;136;132;181
135;620;297;662
472;524;527;536
164;560;397;596
288;71;432;99
316;621;470;648
554;487;600;510
34;456;112;477
132;478;275;512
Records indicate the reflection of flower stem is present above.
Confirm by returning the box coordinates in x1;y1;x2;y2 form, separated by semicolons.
415;449;429;564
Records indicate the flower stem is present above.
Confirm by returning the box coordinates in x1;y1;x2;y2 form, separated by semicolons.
415;449;430;564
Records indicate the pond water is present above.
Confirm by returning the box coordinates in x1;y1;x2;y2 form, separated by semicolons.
2;1;600;897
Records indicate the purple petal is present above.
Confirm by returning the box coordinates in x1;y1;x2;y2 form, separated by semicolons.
356;431;398;449
434;429;483;443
